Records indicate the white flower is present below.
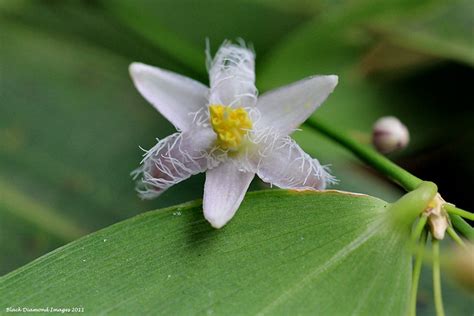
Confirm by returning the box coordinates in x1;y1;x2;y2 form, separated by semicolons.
129;41;338;228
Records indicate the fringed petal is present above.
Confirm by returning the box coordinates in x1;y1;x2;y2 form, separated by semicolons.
255;135;335;190
133;129;217;199
207;41;257;108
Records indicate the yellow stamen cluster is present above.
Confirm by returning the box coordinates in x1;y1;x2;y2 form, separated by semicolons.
209;105;252;150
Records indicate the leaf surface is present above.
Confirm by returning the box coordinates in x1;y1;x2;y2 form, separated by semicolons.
1;190;411;315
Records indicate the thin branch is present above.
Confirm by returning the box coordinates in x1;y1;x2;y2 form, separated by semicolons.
445;204;474;221
305;119;422;191
411;215;428;244
409;229;428;316
446;226;466;248
432;239;445;316
305;118;473;239
449;214;474;241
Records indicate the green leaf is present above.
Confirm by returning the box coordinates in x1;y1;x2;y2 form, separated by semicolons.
0;0;186;72
0;15;204;273
371;0;474;66
1;190;411;314
102;0;311;76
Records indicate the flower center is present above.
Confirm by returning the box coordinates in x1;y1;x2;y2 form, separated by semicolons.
209;105;252;150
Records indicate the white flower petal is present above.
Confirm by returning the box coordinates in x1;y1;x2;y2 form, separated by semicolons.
207;41;257;108
133;128;217;199
203;162;254;228
256;136;334;190
129;62;208;131
255;75;338;136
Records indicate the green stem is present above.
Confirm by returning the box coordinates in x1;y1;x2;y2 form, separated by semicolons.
306;118;474;237
432;239;445;316
411;215;428;244
409;229;428;316
446;226;466;248
388;181;437;228
449;214;474;241
306;119;422;191
445;204;474;221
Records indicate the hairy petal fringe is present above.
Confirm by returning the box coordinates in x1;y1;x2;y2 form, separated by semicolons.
207;40;258;107
253;135;336;190
132;130;218;199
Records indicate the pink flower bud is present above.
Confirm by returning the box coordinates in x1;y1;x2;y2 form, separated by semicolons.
372;116;409;154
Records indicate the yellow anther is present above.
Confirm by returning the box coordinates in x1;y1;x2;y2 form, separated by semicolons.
209;104;252;150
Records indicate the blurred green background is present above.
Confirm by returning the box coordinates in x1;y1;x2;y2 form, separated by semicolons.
0;0;472;309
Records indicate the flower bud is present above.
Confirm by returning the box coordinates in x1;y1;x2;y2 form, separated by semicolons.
372;116;409;154
424;193;449;240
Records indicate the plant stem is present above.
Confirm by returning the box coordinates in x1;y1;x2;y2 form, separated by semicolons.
432;239;445;316
445;204;474;221
306;119;422;191
446;227;466;248
409;229;428;316
305;118;473;237
449;214;474;241
411;216;428;244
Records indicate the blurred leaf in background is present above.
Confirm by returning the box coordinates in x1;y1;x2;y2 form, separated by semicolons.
0;2;473;313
